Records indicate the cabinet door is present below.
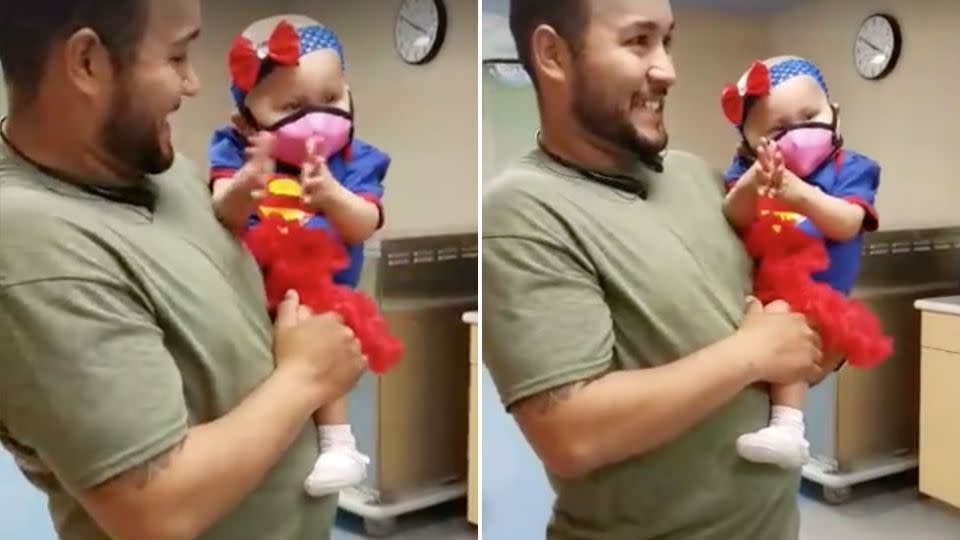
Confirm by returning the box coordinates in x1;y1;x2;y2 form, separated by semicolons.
468;324;478;524
919;347;960;510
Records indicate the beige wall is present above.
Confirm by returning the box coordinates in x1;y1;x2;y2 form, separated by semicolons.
289;0;479;237
2;0;479;237
769;0;959;229
664;10;768;169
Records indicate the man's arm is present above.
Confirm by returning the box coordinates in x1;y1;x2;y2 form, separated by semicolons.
79;360;325;540
482;187;820;481
482;226;761;480
510;331;761;479
0;271;354;540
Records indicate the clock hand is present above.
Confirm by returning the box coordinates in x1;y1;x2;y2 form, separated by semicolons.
401;15;429;35
858;37;884;54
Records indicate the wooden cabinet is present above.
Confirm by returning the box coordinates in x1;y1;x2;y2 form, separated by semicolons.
465;312;479;525
917;302;960;510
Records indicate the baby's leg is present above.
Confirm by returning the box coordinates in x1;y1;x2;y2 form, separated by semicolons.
303;398;370;497
736;381;810;469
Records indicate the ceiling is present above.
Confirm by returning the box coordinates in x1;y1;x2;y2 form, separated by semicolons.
482;0;806;17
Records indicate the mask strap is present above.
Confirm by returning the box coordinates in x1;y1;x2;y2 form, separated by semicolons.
739;103;842;159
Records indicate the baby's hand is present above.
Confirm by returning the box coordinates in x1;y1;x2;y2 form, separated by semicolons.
301;137;346;212
213;132;275;229
231;132;275;200
755;137;785;197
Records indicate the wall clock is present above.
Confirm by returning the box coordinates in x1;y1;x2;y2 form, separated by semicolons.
394;0;447;65
853;13;902;80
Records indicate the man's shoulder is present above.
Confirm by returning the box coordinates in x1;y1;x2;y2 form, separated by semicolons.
482;150;576;236
0;186;119;286
663;149;719;178
661;149;727;196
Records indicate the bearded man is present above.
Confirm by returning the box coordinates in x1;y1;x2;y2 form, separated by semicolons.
481;1;838;539
0;2;365;539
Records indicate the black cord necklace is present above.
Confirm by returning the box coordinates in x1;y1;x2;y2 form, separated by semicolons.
0;118;157;211
535;130;660;200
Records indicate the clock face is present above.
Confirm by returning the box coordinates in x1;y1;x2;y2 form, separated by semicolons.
395;0;447;65
854;14;901;79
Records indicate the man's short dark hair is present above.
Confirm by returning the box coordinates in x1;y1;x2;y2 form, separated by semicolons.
0;0;150;103
509;0;591;85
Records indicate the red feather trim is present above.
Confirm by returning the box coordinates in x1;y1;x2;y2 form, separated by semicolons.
744;214;892;369
241;216;403;374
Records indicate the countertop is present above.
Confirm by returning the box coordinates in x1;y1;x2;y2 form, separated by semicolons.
914;295;960;317
462;311;478;325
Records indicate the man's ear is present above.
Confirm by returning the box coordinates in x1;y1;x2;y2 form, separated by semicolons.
231;112;255;137
530;24;572;87
63;28;113;97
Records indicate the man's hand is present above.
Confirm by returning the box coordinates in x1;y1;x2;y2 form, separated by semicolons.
507;297;825;480
810;351;845;385
75;288;366;540
736;298;824;385
272;290;367;408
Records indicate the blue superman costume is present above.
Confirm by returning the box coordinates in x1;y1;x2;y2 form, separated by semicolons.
721;59;891;368
209;20;401;373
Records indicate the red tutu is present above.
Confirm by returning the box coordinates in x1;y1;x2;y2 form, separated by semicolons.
241;215;403;374
743;213;891;368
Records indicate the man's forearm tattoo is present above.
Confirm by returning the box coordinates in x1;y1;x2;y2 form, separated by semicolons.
125;436;188;490
531;372;608;416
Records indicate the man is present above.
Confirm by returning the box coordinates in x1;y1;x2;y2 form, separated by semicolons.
0;1;365;539
482;1;839;539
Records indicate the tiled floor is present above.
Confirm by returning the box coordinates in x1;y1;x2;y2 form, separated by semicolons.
798;473;960;539
334;500;476;539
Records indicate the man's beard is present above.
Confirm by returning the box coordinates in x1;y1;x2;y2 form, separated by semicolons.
570;64;668;164
98;83;174;177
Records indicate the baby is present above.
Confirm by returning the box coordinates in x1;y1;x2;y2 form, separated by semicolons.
720;56;888;469
208;15;391;496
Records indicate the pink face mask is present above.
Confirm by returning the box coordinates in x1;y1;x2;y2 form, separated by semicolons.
775;126;837;178
267;106;353;167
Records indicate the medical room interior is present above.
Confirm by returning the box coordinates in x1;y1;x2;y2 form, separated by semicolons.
0;0;478;539
481;0;960;538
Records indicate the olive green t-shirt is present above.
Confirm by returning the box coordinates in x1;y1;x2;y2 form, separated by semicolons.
0;142;336;539
482;149;801;540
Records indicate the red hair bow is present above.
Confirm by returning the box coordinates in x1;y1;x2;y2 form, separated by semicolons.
721;61;770;126
229;20;301;93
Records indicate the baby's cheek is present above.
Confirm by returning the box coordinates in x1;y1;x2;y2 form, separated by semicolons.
812;109;833;123
245;98;283;127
